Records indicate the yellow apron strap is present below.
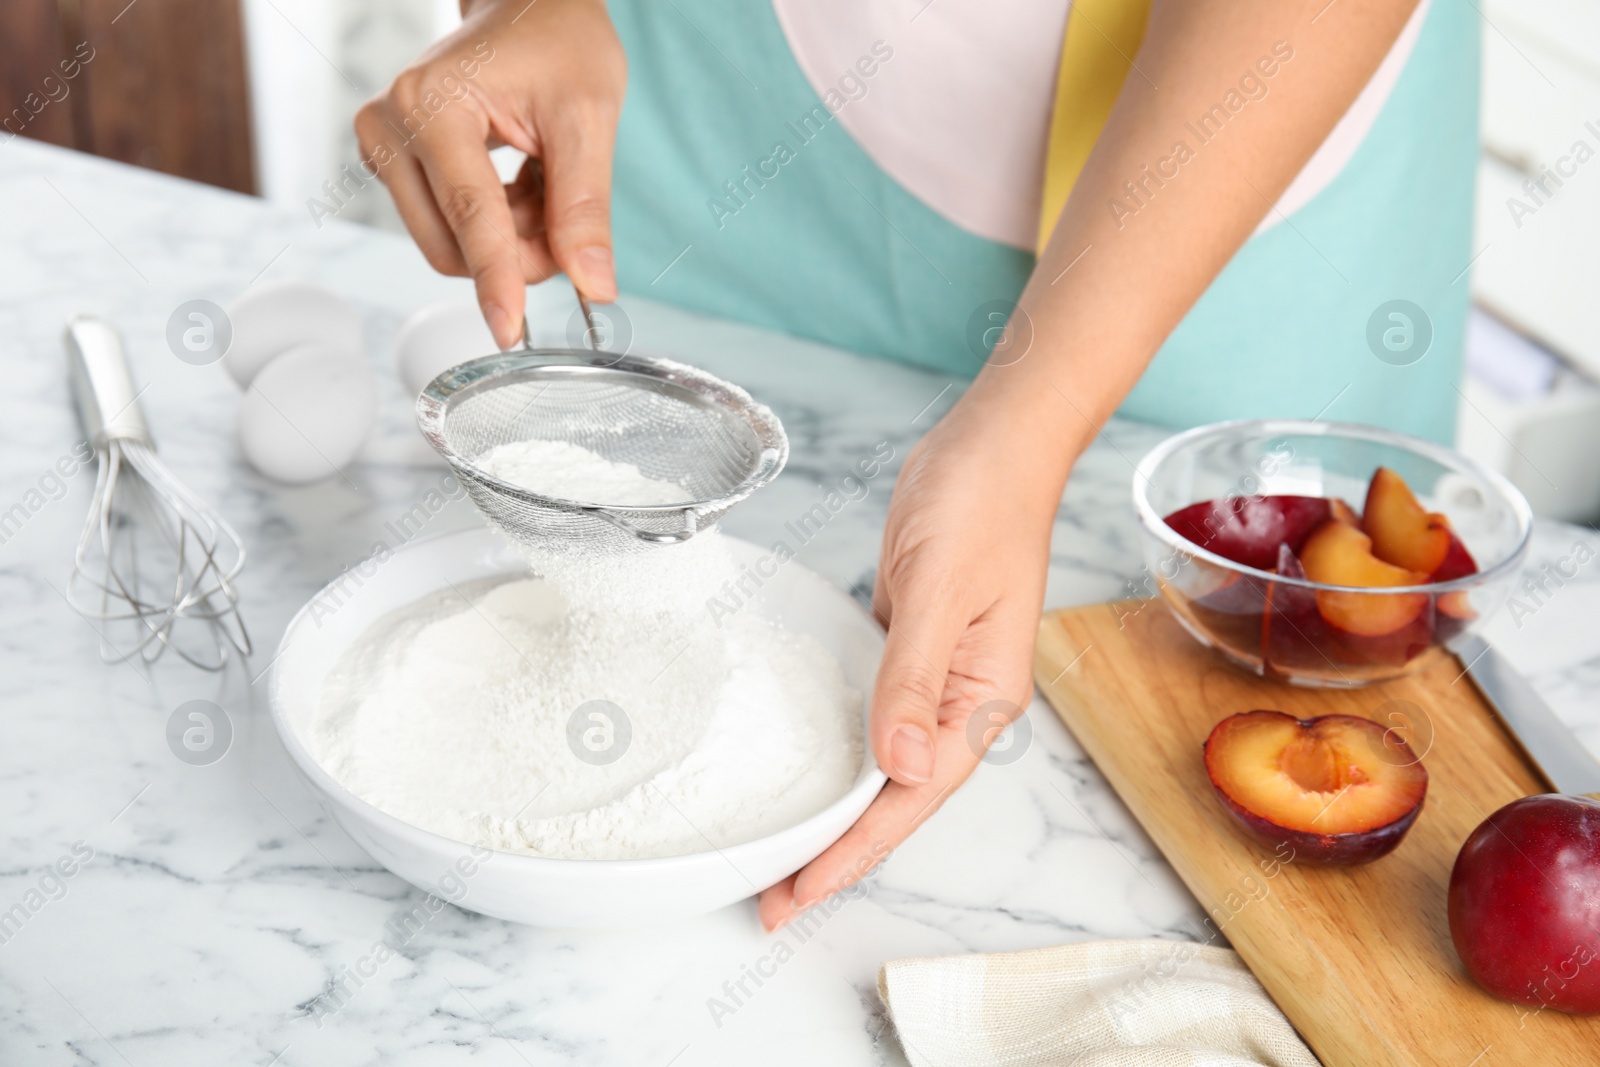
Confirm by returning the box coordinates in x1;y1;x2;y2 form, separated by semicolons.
1037;0;1154;252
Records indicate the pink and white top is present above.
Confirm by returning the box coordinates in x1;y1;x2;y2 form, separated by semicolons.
770;0;1433;249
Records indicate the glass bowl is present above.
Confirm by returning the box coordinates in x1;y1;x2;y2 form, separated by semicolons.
1132;419;1532;686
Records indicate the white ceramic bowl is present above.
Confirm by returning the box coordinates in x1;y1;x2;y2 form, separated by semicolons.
268;527;886;928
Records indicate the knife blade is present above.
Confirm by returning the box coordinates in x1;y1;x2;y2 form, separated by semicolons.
1453;633;1600;798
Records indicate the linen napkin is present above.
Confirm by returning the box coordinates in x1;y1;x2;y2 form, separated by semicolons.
878;939;1318;1067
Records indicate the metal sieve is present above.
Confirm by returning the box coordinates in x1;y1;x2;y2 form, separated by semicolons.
415;346;788;555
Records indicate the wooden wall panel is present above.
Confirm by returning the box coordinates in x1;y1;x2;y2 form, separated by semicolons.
2;0;258;194
0;0;78;148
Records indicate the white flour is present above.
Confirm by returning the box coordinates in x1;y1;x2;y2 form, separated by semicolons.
475;437;728;619
475;439;691;507
311;439;863;860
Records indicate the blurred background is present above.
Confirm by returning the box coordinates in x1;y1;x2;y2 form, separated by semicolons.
5;0;1598;522
2;0;461;227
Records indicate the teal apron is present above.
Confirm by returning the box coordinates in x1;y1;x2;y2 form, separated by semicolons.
606;0;1477;444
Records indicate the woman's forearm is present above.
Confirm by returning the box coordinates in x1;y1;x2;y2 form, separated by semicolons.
960;0;1423;495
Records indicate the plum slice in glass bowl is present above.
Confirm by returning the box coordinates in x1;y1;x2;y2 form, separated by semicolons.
1132;420;1531;687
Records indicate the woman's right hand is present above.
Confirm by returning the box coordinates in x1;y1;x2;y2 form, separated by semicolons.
356;0;626;348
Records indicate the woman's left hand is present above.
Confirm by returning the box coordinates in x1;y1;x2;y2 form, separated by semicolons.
756;395;1070;930
756;0;1430;931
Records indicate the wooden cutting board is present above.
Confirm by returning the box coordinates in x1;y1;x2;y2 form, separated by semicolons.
1034;600;1600;1066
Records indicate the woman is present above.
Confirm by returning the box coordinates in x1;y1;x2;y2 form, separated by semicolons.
357;0;1474;930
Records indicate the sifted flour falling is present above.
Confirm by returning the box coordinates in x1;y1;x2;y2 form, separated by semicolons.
311;438;863;860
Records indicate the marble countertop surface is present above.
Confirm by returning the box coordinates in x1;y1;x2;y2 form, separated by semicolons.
3;140;1598;1066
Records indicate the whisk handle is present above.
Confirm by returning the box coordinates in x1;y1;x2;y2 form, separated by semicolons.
65;315;152;449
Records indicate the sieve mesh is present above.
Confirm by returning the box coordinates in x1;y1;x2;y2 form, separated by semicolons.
416;349;787;556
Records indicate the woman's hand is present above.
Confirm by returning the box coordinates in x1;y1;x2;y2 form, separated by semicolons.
355;0;625;349
755;0;1427;929
757;392;1075;931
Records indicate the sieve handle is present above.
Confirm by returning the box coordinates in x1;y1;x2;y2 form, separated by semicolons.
65;315;152;449
590;506;700;544
574;289;599;351
516;289;600;352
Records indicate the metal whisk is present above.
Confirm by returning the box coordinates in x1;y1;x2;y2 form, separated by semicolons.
65;316;251;671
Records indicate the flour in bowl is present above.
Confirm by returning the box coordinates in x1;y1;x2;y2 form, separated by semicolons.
310;440;864;860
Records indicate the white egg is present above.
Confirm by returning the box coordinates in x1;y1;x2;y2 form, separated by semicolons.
224;280;363;390
393;298;500;398
237;343;378;484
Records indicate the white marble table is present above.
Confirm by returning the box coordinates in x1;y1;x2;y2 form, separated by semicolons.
2;140;1597;1066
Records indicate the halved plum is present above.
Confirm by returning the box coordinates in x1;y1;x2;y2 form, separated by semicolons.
1204;710;1428;865
1165;495;1333;573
